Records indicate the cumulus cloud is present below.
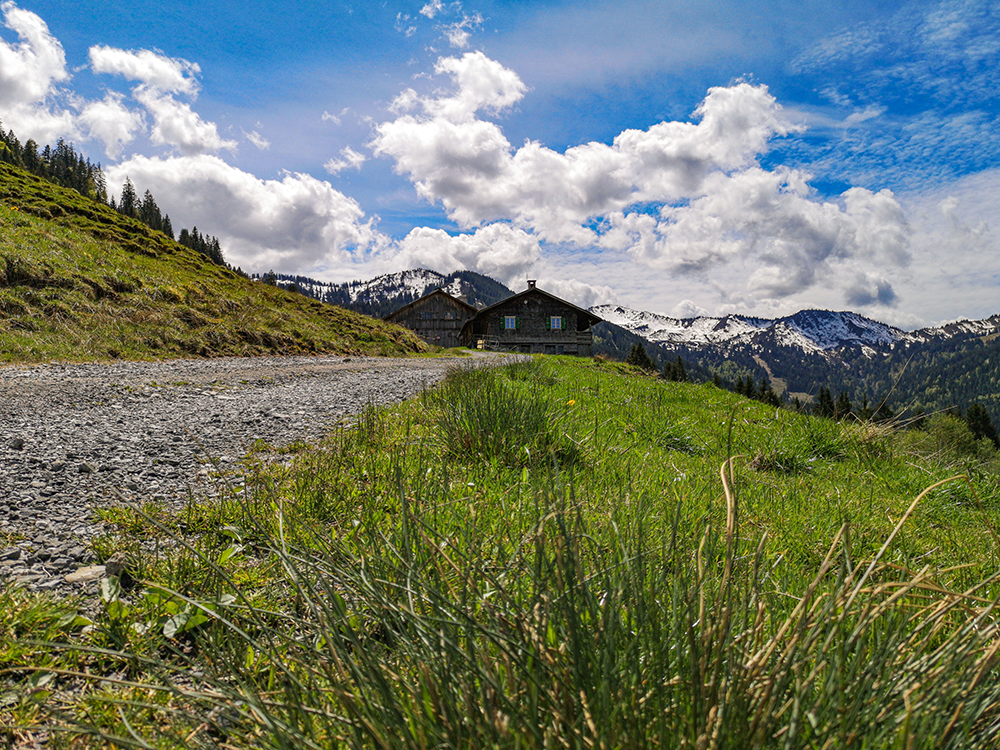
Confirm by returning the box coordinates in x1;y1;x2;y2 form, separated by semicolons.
133;86;236;155
671;300;710;319
88;45;200;94
374;51;913;308
78;93;144;158
105;155;379;272
324;146;366;174
374;55;794;241
0;1;75;142
0;1;66;102
395;223;541;287
538;277;614;309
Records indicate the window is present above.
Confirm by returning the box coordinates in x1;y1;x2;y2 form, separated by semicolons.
548;316;563;330
504;315;517;330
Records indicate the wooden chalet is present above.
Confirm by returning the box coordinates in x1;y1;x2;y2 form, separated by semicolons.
460;280;600;356
383;288;478;348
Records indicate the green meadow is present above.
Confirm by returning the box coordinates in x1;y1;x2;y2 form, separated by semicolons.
0;163;424;361
3;356;1000;748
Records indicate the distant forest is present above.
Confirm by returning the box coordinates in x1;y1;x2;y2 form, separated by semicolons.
0;123;225;266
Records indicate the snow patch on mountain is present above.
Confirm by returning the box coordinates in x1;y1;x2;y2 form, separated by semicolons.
591;305;926;355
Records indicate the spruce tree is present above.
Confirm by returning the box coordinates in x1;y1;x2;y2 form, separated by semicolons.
626;343;657;372
815;386;835;418
965;403;999;447
118;177;138;218
835;391;852;421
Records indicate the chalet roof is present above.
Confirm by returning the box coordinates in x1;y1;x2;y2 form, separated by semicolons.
460;286;602;334
383;287;479;321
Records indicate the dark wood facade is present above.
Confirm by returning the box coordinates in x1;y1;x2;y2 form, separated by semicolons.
460;282;600;356
383;289;478;348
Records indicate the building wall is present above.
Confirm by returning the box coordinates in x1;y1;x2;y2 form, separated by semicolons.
464;291;593;356
387;294;475;348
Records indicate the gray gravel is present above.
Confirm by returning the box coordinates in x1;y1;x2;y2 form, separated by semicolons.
0;354;475;590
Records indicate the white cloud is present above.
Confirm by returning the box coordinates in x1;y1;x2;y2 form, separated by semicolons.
244;129;270;150
0;1;66;103
105;155;379;272
324;146;366;174
0;1;75;142
537;277;614;309
373;54;793;241
420;0;445;19
88;45;200;94
442;13;483;49
394;12;416;38
134;86;236;156
603;168;910;305
395;223;541;287
671;300;710;319
78;93;144;158
894;169;1000;324
374;52;913;310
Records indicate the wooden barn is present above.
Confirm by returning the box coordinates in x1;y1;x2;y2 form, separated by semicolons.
383;288;478;348
460;280;600;356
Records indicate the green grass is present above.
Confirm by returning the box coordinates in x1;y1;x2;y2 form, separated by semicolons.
4;357;1000;748
0;162;425;361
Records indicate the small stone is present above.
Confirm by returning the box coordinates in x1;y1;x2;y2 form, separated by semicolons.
49;461;65;472
10;438;25;450
64;565;107;584
0;548;21;561
78;463;95;474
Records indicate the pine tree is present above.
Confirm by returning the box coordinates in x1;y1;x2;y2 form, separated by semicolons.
139;190;162;232
118;177;138;218
666;356;688;383
626;344;657;372
815;386;835;419
835;391;852;421
964;403;999;447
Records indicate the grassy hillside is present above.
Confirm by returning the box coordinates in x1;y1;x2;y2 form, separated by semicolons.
5;357;1000;747
0;162;425;362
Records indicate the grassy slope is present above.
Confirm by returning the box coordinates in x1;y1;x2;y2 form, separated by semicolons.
4;358;1000;747
0;162;425;362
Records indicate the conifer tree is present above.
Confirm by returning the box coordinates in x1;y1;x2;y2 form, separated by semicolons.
118;177;138;218
139;190;162;232
815;386;835;419
626;343;657;372
964;403;999;447
835;391;852;421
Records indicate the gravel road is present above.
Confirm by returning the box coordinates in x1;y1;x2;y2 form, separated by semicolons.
0;354;472;590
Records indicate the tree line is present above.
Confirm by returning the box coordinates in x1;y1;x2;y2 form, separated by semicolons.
0;123;225;266
623;341;999;445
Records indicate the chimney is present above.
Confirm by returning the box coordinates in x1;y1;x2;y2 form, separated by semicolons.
527;279;537;289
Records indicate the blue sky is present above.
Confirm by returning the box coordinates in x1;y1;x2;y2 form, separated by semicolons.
1;0;998;326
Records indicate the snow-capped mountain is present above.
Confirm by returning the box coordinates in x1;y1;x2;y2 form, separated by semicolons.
256;269;513;318
589;305;995;356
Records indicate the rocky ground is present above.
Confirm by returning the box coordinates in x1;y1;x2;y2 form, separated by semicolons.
0;354;473;591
